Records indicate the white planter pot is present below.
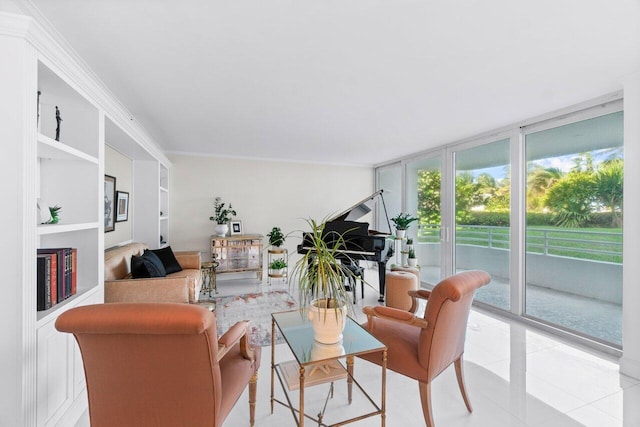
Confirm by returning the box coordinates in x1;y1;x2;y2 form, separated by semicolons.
214;223;228;237
395;229;406;239
308;299;347;344
408;258;418;267
270;268;285;276
311;342;345;360
401;252;409;267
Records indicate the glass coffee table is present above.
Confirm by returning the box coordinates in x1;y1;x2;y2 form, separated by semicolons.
271;309;387;426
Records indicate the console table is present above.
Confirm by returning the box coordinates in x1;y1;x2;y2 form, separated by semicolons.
210;234;264;281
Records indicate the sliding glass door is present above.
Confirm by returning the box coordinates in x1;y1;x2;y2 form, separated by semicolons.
453;139;510;310
524;111;623;346
405;155;442;285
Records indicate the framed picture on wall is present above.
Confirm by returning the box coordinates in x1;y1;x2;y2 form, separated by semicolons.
230;220;243;235
116;191;129;222
104;175;116;232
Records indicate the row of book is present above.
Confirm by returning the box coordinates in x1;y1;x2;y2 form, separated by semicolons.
37;247;77;311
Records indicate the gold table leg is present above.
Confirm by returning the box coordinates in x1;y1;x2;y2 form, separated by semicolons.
347;355;354;404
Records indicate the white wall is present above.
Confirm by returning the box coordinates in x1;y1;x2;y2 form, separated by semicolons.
168;154;373;266
105;145;132;248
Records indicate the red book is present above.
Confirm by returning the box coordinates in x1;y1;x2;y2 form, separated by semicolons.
71;248;77;296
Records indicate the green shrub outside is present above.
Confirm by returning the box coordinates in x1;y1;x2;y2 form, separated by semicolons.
455;211;621;228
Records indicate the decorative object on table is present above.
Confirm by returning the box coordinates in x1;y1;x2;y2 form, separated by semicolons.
54;105;62;141
390;212;418;239
213;290;297;347
115;191;129;222
266;226;286;247
209;197;236;236
408;247;418;267
291;218;357;344
230;220;243;235
104;175;116;232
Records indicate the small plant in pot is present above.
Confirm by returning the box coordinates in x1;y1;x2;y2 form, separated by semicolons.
408;247;418;267
291;218;356;344
269;258;287;276
209;197;236;236
267;226;286;249
390;213;418;239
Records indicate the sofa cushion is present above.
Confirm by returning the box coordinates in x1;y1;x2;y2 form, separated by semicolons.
152;246;183;275
131;251;167;278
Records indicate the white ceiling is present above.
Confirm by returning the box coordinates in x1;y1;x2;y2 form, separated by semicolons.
22;0;640;166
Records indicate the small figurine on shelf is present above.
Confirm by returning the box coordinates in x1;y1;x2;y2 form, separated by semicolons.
55;106;62;141
47;205;62;224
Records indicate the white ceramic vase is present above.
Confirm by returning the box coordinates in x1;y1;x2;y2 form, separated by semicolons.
408;258;418;267
395;229;406;239
214;223;228;237
308;299;347;344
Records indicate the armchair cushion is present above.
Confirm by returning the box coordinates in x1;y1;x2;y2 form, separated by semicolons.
131;250;166;278
152;246;183;274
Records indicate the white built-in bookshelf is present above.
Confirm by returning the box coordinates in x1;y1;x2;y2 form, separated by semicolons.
0;10;170;427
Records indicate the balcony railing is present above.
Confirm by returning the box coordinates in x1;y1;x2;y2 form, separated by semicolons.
418;225;622;264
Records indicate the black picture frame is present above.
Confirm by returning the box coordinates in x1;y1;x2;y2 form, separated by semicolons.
230;220;243;235
104;175;116;232
116;191;129;222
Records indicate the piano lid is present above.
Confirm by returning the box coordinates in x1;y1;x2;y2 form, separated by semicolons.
327;190;392;235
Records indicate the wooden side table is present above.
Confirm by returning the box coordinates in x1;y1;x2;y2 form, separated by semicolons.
200;261;218;298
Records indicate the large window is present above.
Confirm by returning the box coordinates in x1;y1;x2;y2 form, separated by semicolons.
374;99;623;350
524;111;623;346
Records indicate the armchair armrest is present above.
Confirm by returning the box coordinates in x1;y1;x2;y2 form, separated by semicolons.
104;277;189;303
362;305;429;330
408;289;431;300
174;251;201;270
217;320;255;362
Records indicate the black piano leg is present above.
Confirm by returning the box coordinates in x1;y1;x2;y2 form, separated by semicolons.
377;262;385;302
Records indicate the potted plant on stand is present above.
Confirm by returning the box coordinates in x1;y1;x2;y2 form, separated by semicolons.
408;248;418;267
269;258;287;276
390;213;418;239
209;197;237;236
291;218;355;345
267;226;286;248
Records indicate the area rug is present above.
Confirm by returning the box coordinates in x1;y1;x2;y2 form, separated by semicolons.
212;290;297;347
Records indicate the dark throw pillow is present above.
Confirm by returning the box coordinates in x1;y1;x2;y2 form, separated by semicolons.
131;250;167;278
152;246;183;274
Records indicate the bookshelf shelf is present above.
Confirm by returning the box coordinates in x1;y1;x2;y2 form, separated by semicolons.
37;222;100;235
37;134;99;164
35;286;98;326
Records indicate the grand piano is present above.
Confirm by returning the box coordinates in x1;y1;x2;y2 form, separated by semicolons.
297;190;394;302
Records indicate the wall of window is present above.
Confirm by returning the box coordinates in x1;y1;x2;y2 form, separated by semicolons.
375;96;623;349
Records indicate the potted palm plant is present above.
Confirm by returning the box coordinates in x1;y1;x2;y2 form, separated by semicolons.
209;197;236;236
291;218;355;344
390;213;418;238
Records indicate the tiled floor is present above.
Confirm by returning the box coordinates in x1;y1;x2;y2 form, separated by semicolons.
76;273;640;426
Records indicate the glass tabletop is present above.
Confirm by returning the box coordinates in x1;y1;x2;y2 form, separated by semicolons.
272;309;386;366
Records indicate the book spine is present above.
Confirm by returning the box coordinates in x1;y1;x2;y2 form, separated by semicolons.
71;248;77;296
49;254;57;307
65;248;72;299
36;255;49;311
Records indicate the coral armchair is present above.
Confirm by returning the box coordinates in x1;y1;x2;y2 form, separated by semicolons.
55;303;261;427
358;270;490;427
